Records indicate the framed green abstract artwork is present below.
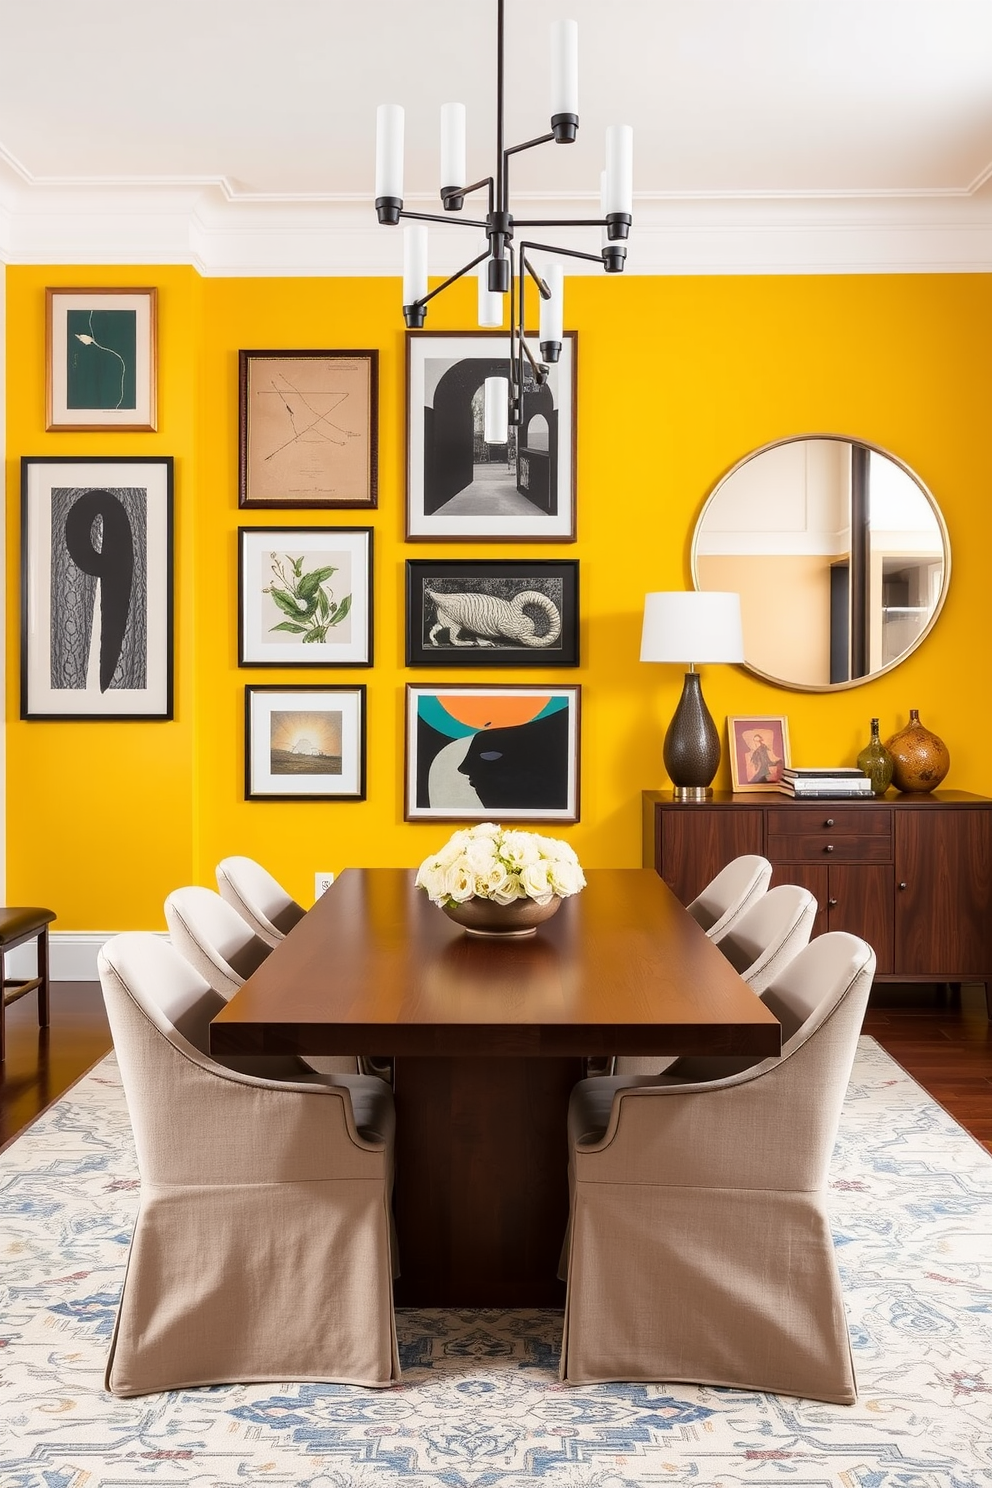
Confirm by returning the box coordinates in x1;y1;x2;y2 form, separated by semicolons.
46;288;157;431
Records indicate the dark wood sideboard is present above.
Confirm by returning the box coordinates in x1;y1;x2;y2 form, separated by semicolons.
643;789;992;1012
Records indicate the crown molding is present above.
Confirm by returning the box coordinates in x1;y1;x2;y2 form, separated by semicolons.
2;162;992;276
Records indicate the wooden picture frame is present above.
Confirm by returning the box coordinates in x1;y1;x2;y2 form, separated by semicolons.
729;715;791;791
406;331;576;541
405;559;579;666
46;287;157;431
405;683;580;822
239;349;378;508
245;685;367;800
20;456;174;720
239;527;373;667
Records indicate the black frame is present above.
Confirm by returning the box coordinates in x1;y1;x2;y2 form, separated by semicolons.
20;455;174;721
406;559;578;666
238;526;374;668
245;684;367;801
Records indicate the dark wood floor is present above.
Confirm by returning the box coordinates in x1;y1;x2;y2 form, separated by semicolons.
1;980;990;1155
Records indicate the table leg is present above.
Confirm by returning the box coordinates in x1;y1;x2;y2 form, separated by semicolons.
392;1055;583;1307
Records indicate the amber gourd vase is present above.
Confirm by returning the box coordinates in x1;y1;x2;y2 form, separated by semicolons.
884;710;949;794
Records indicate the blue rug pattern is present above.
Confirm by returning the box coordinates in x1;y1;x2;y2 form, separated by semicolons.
1;1038;991;1486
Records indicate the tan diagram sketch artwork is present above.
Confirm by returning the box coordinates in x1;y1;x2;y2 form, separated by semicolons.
239;351;378;508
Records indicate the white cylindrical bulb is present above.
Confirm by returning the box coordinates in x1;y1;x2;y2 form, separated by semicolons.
440;102;466;190
477;259;503;326
605;123;633;215
539;263;564;345
550;19;579;116
600;169;609;249
403;224;428;306
484;377;509;444
375;103;405;199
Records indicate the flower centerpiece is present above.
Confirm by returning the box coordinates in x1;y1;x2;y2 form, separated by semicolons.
415;822;586;937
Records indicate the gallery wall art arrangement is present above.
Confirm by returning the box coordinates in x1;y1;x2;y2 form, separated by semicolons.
20;291;583;834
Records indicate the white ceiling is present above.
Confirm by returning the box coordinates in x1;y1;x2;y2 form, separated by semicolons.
2;0;992;274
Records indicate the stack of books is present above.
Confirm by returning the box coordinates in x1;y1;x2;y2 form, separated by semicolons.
779;767;873;799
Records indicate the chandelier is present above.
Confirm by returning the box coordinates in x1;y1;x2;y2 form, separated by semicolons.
374;0;632;436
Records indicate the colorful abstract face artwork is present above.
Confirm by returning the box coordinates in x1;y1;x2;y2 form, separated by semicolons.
405;686;580;822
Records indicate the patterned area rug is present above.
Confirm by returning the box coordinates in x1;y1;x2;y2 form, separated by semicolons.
2;1038;991;1488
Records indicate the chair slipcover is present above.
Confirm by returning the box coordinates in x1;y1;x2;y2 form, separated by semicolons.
615;883;816;1080
165;885;358;1079
689;854;772;943
98;933;399;1396
561;931;876;1402
216;855;305;948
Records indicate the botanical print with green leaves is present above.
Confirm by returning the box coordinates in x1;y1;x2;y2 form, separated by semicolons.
263;553;352;644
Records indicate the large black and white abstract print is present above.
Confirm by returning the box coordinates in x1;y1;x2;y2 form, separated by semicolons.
406;332;576;541
21;458;173;719
406;560;579;667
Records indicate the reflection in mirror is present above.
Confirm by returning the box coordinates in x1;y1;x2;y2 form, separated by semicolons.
691;436;949;692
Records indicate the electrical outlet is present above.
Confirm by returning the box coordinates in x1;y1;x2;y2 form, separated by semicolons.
314;872;335;899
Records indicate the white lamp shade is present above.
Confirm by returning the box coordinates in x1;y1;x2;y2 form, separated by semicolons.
640;591;744;664
375;103;405;199
403;224;428;306
539;263;564;344
478;248;503;326
604;123;633;216
484;376;509;444
550;19;579;116
440;102;466;189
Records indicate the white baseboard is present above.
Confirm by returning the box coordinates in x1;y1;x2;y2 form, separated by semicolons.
5;931;163;982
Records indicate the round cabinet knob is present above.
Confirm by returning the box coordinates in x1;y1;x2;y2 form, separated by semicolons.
828;898;838;908
824;844;834;853
824;818;835;827
898;881;908;890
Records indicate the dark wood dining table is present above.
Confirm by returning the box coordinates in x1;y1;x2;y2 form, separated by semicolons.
210;867;781;1306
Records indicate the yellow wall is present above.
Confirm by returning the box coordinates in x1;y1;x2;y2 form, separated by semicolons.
6;266;992;929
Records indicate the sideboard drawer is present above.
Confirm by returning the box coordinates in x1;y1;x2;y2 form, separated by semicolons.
766;807;892;837
767;832;893;864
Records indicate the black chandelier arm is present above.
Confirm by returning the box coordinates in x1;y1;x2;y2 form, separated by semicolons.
521;253;551;299
398;208;491;231
514;219;612;231
408;248;493;314
503;131;558;160
441;177;495;212
518;239;606;268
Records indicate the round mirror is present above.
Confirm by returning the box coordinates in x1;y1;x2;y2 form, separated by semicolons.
691;435;950;692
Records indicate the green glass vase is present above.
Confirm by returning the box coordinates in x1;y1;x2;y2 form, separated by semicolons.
856;717;894;797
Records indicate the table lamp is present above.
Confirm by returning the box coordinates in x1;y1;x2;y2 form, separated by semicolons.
640;591;744;801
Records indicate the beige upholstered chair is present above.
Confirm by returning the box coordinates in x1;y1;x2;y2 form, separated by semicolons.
165;885;359;1078
688;853;773;943
615;883;817;1079
97;932;399;1396
560;931;876;1402
216;855;305;948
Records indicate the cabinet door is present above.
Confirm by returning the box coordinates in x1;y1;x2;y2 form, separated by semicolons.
659;809;764;906
895;809;992;977
826;865;894;973
769;864;829;938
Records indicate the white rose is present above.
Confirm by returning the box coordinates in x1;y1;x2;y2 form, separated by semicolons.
471;821;501;839
519;861;554;904
465;837;499;876
490;871;525;905
500;830;541;868
549;859;585;897
415;860;448;903
444;862;476;903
